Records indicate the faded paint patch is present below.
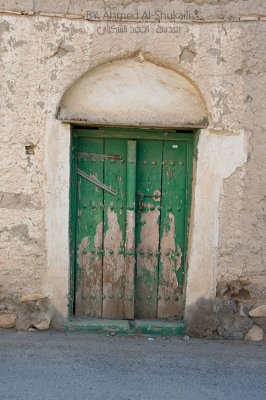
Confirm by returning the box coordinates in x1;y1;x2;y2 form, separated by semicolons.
136;205;160;318
75;222;103;318
102;207;126;318
158;212;180;318
104;208;124;282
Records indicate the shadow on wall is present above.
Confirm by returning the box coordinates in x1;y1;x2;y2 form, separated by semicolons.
185;296;253;339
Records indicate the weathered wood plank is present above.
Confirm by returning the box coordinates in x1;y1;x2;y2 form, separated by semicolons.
75;137;104;317
124;140;136;319
135;140;162;319
102;139;128;319
157;141;187;318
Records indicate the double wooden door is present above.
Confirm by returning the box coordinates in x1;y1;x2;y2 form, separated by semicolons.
72;129;193;320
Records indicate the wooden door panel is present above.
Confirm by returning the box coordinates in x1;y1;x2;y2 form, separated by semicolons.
157;141;188;318
102;139;128;319
135;140;163;318
75;138;104;317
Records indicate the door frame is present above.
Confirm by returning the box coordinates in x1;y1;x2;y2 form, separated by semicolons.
69;126;195;321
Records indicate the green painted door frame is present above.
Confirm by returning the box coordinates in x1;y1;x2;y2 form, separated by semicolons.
69;127;195;328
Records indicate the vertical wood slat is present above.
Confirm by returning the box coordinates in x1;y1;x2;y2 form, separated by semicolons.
124;140;136;319
102;139;128;319
75;138;104;317
135;140;163;319
157;141;187;318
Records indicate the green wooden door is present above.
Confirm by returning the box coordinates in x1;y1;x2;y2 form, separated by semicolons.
135;140;190;319
73;129;193;320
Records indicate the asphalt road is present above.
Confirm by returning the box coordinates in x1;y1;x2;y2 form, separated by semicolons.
0;331;265;400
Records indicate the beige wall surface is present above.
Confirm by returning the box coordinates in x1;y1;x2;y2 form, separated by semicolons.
1;0;266;19
0;0;265;336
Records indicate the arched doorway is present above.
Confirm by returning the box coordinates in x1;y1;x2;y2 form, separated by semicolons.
57;57;208;331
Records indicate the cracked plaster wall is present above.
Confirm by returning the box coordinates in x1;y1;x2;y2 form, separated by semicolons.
0;1;266;332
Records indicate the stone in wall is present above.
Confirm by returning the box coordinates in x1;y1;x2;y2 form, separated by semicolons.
0;313;17;328
0;287;52;331
245;325;264;342
249;305;266;318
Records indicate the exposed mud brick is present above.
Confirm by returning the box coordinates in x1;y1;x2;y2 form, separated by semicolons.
21;294;48;303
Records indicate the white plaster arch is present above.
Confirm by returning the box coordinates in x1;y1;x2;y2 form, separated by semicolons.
57;57;208;128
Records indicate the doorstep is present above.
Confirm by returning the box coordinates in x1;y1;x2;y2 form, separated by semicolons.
65;319;185;336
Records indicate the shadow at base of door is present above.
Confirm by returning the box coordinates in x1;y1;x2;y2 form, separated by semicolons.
65;319;185;336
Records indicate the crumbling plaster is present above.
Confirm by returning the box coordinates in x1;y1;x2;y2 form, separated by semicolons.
0;6;265;332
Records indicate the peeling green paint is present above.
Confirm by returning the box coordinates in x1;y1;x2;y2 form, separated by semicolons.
70;128;194;322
